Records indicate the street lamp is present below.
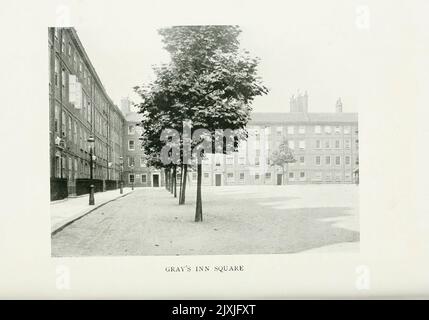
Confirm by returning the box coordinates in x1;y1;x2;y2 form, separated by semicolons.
108;162;112;180
130;164;134;190
87;135;96;205
55;136;65;178
119;156;124;194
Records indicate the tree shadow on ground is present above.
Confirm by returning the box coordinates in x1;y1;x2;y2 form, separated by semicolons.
51;188;359;256
248;206;360;254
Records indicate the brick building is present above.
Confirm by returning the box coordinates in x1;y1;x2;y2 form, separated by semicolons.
117;96;358;188
187;95;359;186
49;27;126;200
120;98;164;188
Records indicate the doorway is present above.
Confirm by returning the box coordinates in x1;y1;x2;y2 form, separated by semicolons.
152;174;160;187
277;174;283;185
215;174;222;186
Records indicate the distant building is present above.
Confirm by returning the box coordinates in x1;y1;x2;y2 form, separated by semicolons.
121;100;164;188
124;96;358;187
187;95;359;186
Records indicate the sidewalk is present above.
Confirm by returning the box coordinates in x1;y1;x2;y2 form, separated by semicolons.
50;188;134;234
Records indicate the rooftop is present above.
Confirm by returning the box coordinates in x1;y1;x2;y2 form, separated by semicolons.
124;111;358;125
249;112;358;125
69;28;125;121
125;112;142;122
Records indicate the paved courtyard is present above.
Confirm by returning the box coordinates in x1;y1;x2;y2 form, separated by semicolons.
51;184;359;256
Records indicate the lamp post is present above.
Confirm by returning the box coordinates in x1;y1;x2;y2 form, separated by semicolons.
108;162;112;180
87;135;96;205
119;156;124;194
130;164;134;190
55;136;65;178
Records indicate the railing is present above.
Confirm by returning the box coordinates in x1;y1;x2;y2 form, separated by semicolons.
50;177;68;201
105;180;118;191
75;178;103;196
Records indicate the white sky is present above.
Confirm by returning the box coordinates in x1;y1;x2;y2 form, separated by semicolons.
74;1;372;114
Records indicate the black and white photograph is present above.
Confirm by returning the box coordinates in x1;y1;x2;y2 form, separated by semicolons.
49;25;359;257
1;0;428;300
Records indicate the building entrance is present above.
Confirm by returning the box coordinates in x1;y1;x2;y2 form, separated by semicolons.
215;174;222;186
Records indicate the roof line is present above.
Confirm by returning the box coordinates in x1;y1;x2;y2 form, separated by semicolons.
68;28;125;121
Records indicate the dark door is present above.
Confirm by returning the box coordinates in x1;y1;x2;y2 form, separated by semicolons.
215;174;222;186
153;174;159;187
277;174;283;185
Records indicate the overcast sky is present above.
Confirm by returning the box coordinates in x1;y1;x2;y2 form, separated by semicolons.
75;2;368;114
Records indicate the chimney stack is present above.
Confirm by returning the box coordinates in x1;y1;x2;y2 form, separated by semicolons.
336;97;343;113
290;90;308;113
303;91;308;113
120;97;131;115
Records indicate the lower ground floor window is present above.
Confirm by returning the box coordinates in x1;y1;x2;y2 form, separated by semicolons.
239;172;245;180
204;172;209;178
141;174;147;183
129;174;135;183
265;172;271;179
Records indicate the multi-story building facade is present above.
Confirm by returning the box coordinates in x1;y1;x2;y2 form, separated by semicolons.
120;98;164;188
187;96;359;186
49;27;126;200
119;96;358;188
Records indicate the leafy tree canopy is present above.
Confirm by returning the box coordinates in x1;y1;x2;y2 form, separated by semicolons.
134;25;268;166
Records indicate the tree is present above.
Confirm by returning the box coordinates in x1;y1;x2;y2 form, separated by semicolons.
135;63;195;204
269;139;296;185
134;64;183;198
157;25;268;222
135;26;268;222
135;93;178;194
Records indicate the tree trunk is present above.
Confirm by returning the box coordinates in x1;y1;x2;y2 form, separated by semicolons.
195;161;203;222
165;168;168;190
169;168;172;190
285;163;289;184
282;165;285;185
179;164;183;203
168;168;173;194
173;165;177;198
180;164;188;205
